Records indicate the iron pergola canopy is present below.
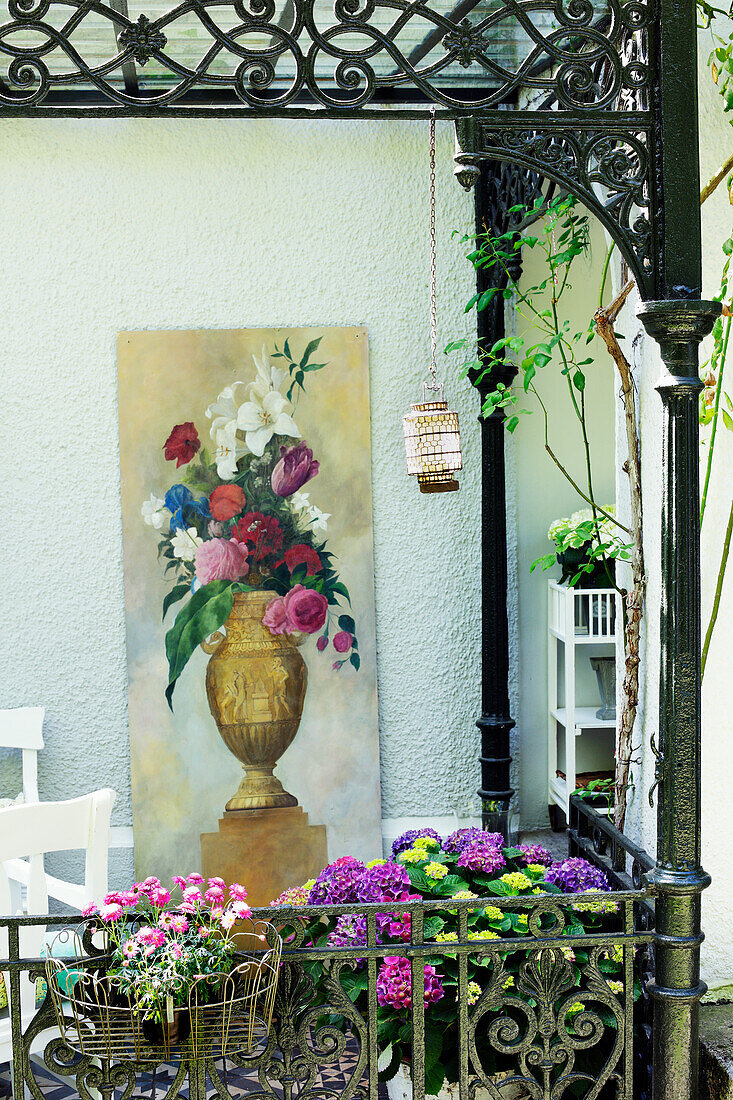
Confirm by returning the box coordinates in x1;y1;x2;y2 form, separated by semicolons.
0;1;720;1097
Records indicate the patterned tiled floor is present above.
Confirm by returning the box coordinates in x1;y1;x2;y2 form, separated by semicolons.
1;1043;387;1099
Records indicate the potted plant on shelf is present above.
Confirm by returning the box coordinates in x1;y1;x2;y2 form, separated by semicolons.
271;829;634;1098
532;508;630;590
46;874;280;1059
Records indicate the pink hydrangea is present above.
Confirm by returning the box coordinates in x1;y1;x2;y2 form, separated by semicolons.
195;537;250;585
376;956;443;1010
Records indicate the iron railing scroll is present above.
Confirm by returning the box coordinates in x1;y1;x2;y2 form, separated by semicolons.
4;888;656;1100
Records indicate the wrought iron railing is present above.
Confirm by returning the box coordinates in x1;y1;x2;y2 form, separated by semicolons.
3;883;656;1100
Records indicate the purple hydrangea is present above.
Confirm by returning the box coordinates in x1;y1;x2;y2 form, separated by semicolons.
307;857;368;905
376;955;443;1010
544;857;610;893
456;842;506;875
444;828;504;855
357;862;411;903
327;914;368;948
391;828;442;860
516;843;554;867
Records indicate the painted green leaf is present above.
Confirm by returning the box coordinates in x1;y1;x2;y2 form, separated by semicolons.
165;580;236;709
162;583;190;622
350;652;361;671
338;614;356;633
299;337;323;367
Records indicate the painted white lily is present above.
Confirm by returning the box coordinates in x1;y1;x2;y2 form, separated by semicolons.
248;345;288;401
213;424;247;480
309;504;331;532
205;382;245;440
171;527;203;561
236;389;300;457
141;493;167;529
290;491;311;513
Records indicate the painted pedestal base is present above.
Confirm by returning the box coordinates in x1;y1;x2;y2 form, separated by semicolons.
386;1063;528;1100
201;806;328;907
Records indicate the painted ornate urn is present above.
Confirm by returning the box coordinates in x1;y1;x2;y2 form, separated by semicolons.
203;591;307;810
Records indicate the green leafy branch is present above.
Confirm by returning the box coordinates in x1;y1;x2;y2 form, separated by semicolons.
271;336;328;401
453;193;628;594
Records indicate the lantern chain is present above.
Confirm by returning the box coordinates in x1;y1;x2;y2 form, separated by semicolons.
428;105;438;390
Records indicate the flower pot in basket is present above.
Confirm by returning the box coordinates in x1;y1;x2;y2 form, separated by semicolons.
202;590;308;810
142;1005;191;1048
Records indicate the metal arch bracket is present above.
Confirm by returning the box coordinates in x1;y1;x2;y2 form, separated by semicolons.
455;115;657;299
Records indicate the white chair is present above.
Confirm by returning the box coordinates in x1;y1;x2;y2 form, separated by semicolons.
0;707;45;805
0;789;116;1084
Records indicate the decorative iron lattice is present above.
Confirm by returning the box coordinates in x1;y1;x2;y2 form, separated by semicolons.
471;118;655;296
0;0;651;113
7;887;655;1100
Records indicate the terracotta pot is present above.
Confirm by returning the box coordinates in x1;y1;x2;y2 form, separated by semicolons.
203;590;308;810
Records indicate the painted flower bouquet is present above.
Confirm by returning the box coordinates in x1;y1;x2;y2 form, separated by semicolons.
532;507;630;588
141;339;360;707
272;830;635;1096
46;875;280;1058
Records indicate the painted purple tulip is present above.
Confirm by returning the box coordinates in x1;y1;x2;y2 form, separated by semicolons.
270;442;320;497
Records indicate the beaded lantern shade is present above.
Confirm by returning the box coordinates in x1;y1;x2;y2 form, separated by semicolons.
403;107;462;494
403;382;462;493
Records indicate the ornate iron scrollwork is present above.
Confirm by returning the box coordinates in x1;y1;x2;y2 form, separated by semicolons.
0;0;652;114
473;121;655;297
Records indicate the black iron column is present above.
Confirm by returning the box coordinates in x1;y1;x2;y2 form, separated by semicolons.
472;165;518;834
464;159;548;837
639;301;719;1100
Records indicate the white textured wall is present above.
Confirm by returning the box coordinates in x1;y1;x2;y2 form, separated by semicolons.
0;117;485;882
512;218;617;827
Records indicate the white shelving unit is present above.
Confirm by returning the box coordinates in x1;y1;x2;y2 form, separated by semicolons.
547;580;621;822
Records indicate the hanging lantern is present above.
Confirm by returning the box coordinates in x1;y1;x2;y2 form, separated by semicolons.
403;106;462;494
403;381;462;493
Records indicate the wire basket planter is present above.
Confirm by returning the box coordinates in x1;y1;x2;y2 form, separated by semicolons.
45;920;281;1062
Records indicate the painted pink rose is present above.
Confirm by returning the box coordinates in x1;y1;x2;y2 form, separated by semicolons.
263;594;289;635
263;584;328;636
283;585;328;634
332;631;352;653
195;537;250;585
271;442;319;497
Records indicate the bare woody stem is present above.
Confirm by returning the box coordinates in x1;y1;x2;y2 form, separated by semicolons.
594;280;646;833
701;498;733;680
700;151;733;205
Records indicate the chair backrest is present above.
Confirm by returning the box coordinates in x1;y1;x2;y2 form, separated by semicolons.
0;788;115;1030
0;707;45;803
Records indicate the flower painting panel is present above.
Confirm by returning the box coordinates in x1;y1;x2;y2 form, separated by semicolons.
117;328;381;905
